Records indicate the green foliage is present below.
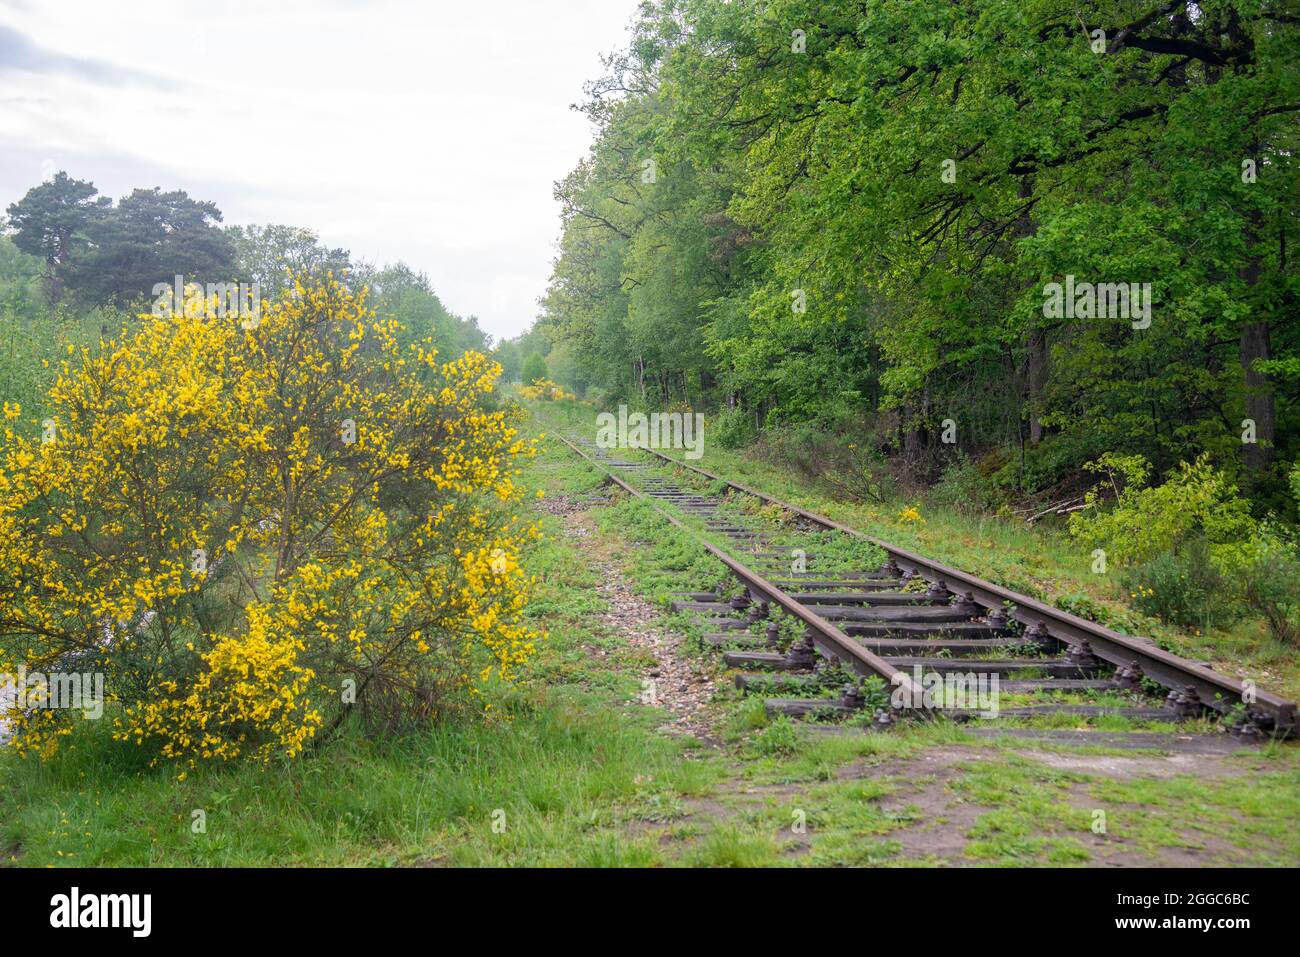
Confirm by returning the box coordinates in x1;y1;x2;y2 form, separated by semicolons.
1045;591;1147;638
1073;453;1300;637
543;343;586;396
525;0;1298;506
1239;527;1300;645
364;262;488;360
1121;544;1229;632
989;431;1113;496
711;406;756;449
6;173;236;309
860;675;890;713
757;419;893;504
494;339;522;383
931;456;1003;516
0;236;113;420
0;237;44;397
1069;454;1257;574
5;172;107;267
71;186;235;305
227;223;351;299
521;353;549;386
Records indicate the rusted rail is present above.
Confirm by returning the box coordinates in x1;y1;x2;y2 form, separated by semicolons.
637;448;1296;737
557;436;922;700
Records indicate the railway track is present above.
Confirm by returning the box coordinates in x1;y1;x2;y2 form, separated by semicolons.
556;434;1296;740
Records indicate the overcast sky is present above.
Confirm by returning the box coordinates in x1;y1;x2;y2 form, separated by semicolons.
0;0;642;341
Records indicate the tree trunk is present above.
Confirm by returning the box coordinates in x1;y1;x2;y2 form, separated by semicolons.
1014;175;1046;445
1238;168;1274;475
1240;319;1275;473
1027;327;1047;445
43;267;62;320
902;395;927;467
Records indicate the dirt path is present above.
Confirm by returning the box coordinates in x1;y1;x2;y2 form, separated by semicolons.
545;496;721;742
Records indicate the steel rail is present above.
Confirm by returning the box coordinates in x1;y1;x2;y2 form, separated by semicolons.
638;448;1297;735
556;437;922;700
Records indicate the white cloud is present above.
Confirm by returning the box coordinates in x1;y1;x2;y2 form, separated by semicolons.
0;0;640;340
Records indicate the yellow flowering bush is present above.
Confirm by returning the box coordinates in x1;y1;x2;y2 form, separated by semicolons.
898;505;924;525
0;274;538;764
518;378;574;401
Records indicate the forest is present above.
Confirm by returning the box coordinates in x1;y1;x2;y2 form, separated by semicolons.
1;172;491;421
514;0;1297;515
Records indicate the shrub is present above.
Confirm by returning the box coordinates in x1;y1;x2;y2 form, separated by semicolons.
1068;453;1256;575
710;405;756;449
756;418;894;502
1239;526;1300;645
989;430;1110;495
520;353;548;385
1067;453;1273;632
930;455;1002;515
518;378;573;401
0;275;539;764
1120;541;1228;632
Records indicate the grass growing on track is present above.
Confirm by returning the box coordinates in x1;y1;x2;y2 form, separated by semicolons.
680;444;1300;703
546;429;1211;732
529;398;1299;703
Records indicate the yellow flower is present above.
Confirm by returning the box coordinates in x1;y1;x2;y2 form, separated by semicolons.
0;272;540;766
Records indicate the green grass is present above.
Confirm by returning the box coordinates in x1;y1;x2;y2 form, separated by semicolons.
5;402;1298;868
594;496;733;606
1085;759;1300;865
0;427;727;867
0;702;717;866
687;824;783;867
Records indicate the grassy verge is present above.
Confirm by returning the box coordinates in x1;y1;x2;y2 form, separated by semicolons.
0;422;723;866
